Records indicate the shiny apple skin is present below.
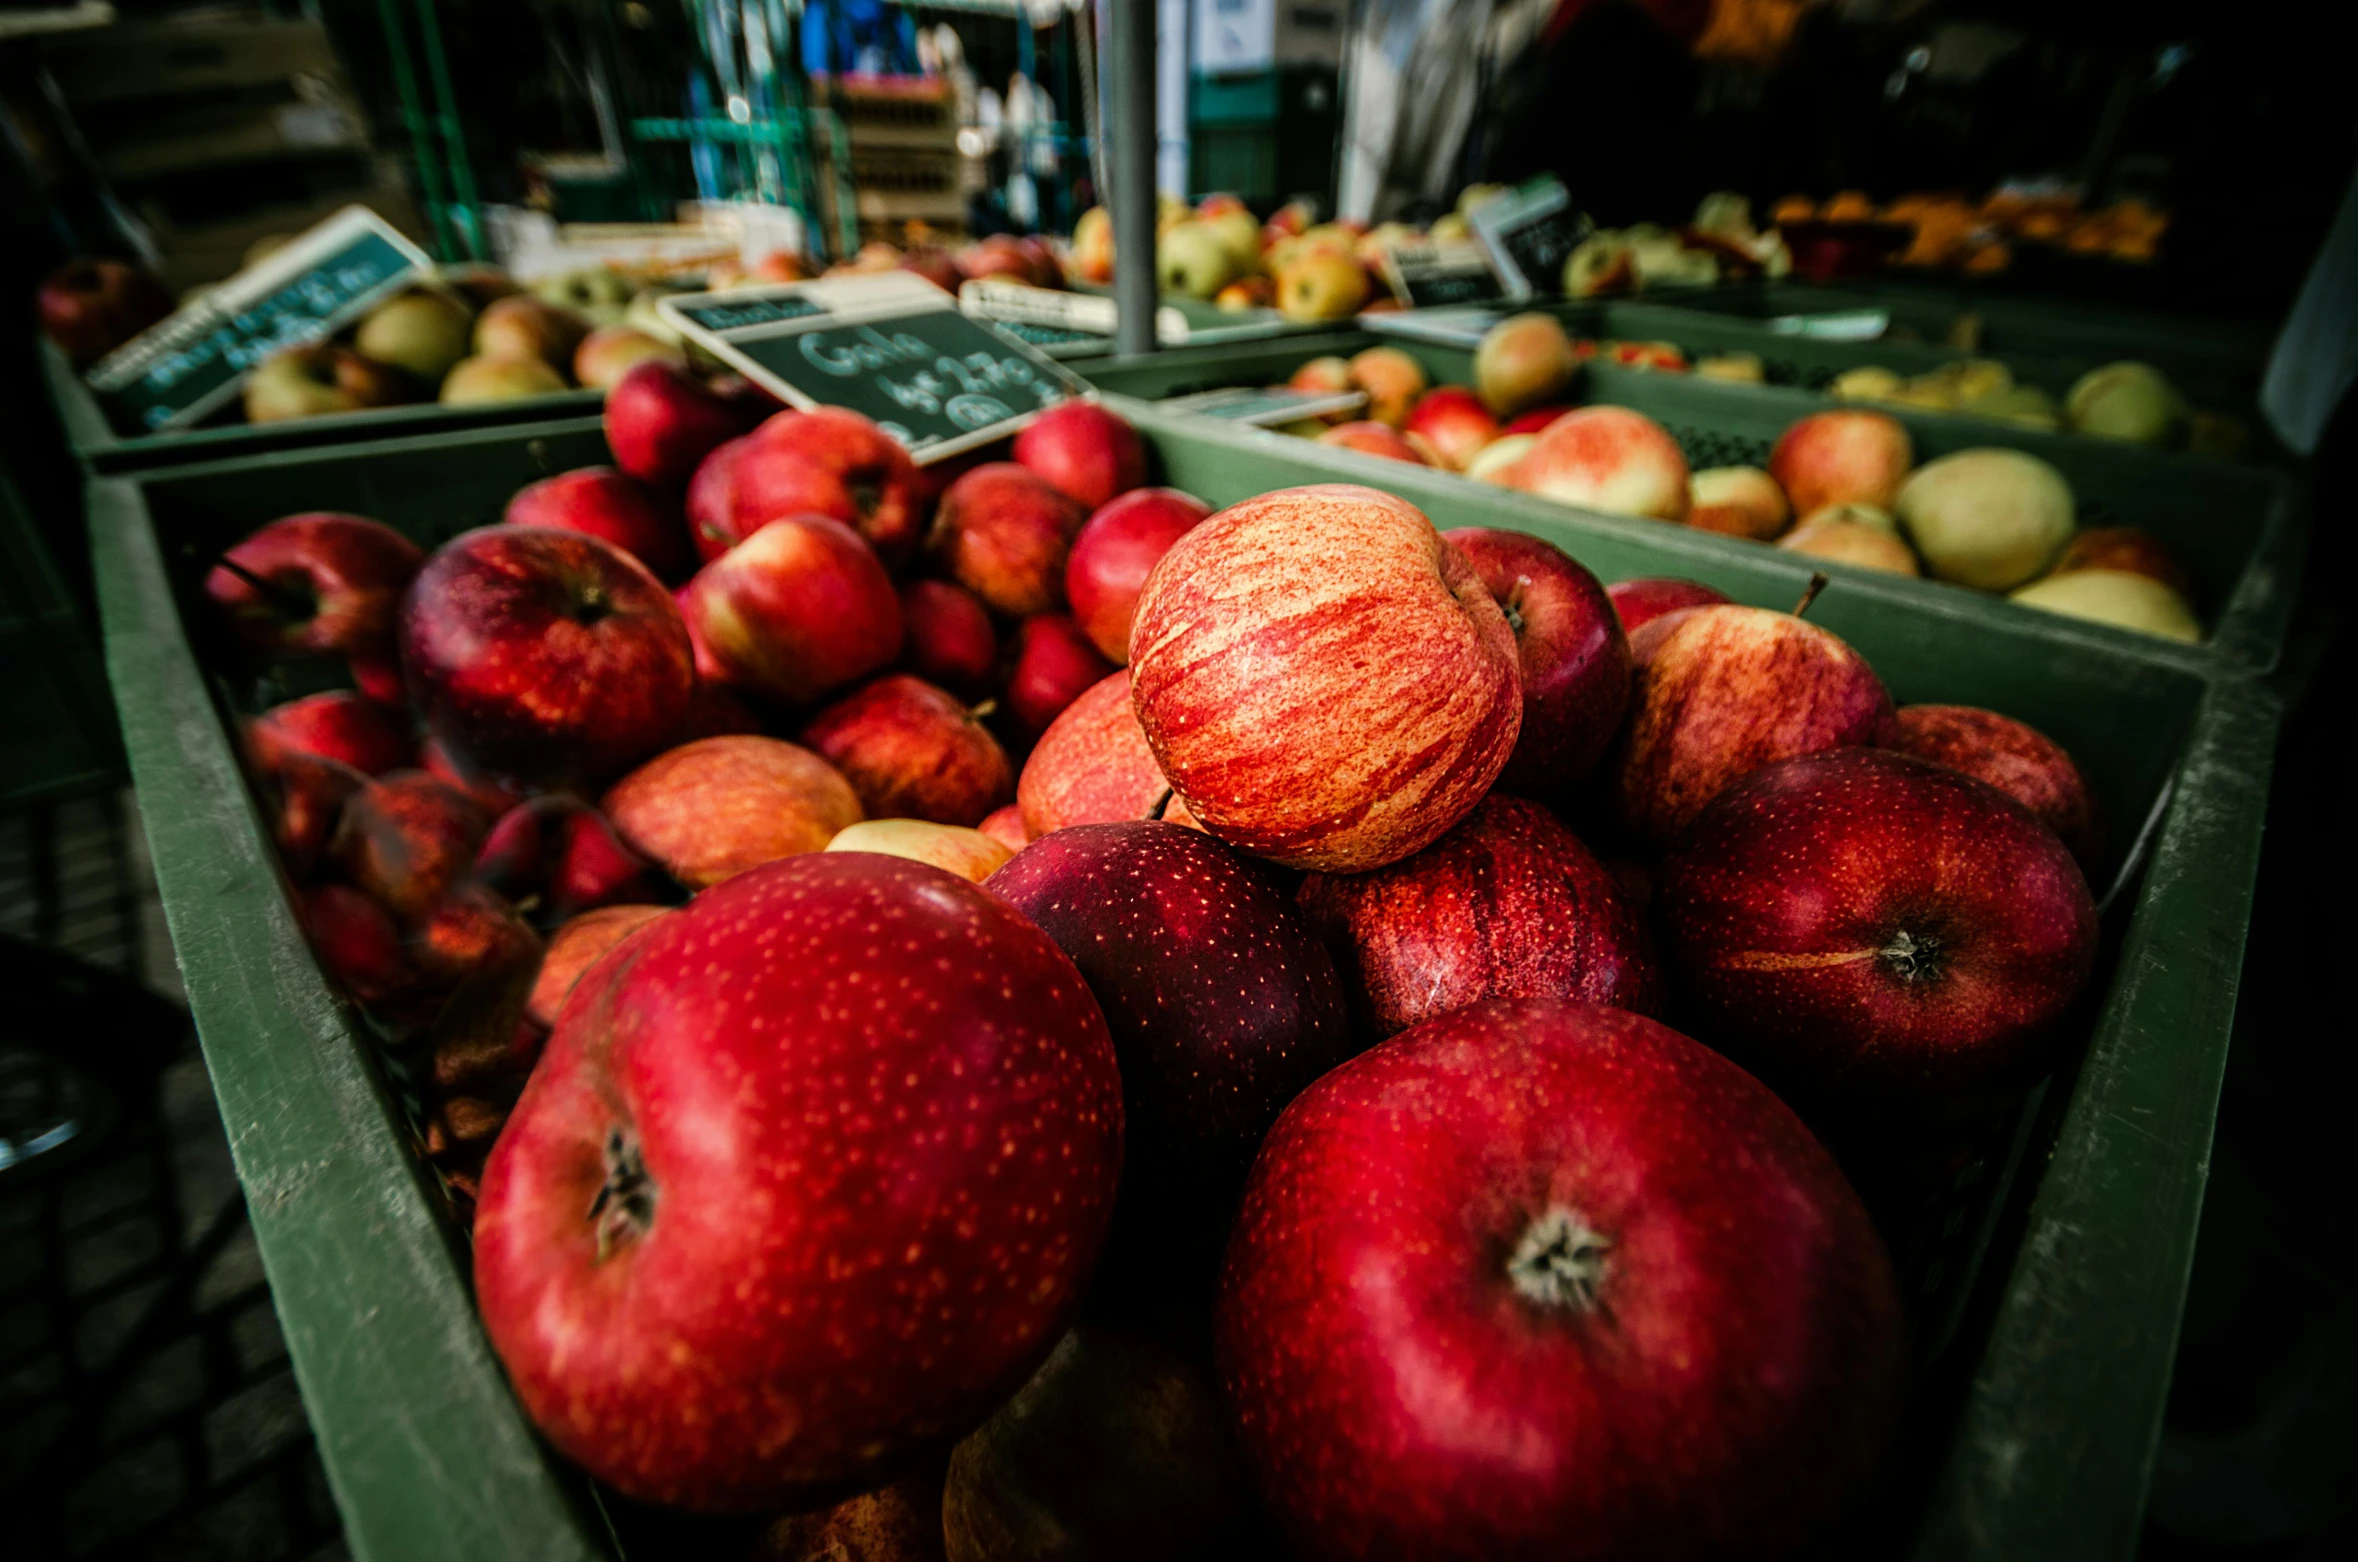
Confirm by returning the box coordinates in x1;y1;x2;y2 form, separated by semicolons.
1443;527;1629;793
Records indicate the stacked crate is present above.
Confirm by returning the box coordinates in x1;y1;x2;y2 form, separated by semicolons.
813;74;966;245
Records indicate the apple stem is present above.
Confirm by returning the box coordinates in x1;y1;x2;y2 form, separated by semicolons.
587;1126;657;1260
1506;1206;1612;1314
213;555;318;620
1791;572;1830;620
1147;786;1173;821
968;698;999;722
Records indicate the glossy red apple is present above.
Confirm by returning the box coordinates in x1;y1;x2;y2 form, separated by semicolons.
504;466;690;582
1012;400;1147;512
1611;603;1894;848
247;691;411;777
473;852;1124;1510
1890;704;2097;863
989;821;1350;1203
604;361;747;492
1006;614;1116;738
684;434;755;556
1064;488;1212;664
1604;575;1731;635
1297;795;1658;1038
400;526;694;788
929;464;1091;618
38;257;172;363
897;578;998;698
1401;387;1501;472
1015;670;1172;838
800;673;1013;827
1129;485;1520;873
1443;528;1628;793
680;515;902;707
207;513;424;672
1217;998;1903;1559
1658;747;2099;1100
602;735;862;889
723;408;927;565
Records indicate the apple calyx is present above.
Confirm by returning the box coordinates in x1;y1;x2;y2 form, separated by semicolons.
1500;577;1529;636
1878;927;1945;984
1507;1205;1612;1313
588;1126;657;1260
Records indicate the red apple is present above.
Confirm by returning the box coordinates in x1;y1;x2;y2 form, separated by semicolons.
504;466;690;581
472;852;1124;1510
526;904;667;1030
406;882;543;1000
1503;405;1574;437
1611;603;1895;847
724;408;927;565
1605;575;1731;635
988;820;1351;1202
302;883;409;1006
1297;795;1659;1038
1064;489;1213;664
1315;421;1425;464
331;769;490;921
1013;400;1147;512
37;257;172;363
1401;387;1501;472
681;515;903;707
248;691;411;777
1006;614;1117;738
400;526;694;788
897;578;998;698
474;798;669;918
685;433;756;556
800;674;1013;827
1442;528;1629;793
602;735;862;889
1658;747;2099;1100
270;753;369;877
207;513;424;670
421;733;527;819
1769;410;1913;518
929;463;1091;618
1216;998;1903;1558
1505;406;1691;522
1890;704;2098;863
1129;485;1520;873
977;803;1031;851
1015;670;1173;837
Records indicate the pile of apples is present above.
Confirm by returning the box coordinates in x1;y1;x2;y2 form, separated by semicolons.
205;382;2128;1556
1073;192;1412;324
1272;313;2206;643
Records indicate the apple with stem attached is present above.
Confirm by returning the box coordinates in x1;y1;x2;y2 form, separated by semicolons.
207;512;424;675
724;408;928;566
1443;527;1629;795
800;674;1013;828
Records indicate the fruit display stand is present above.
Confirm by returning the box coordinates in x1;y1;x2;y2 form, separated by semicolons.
92;408;2275;1559
1078;332;2307;673
40;339;604;477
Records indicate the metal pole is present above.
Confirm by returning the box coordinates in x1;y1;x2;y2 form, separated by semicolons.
1109;0;1157;356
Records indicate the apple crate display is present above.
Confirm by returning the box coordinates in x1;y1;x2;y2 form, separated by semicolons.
105;382;2268;1559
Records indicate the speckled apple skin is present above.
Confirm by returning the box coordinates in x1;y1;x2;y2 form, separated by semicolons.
400;526;693;786
1017;670;1170;837
1443;528;1630;793
802;674;1014;828
1610;604;1895;848
1891;704;2098;863
1214;998;1903;1561
929;463;1090;618
473;853;1124;1512
683;514;903;708
247;690;411;777
988;821;1352;1200
1127;485;1522;874
1298;796;1660;1037
602;735;862;889
1658;748;2098;1100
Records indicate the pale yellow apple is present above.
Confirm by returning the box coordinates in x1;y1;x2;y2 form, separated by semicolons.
2009;569;2201;642
1897;448;2076;590
825;819;1012;883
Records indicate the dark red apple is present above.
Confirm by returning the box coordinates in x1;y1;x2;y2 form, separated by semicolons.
800;674;1014;827
302;883;408;1005
1604;576;1730;636
1064;488;1212;664
248;691;411;777
1005;614;1116;738
1015;670;1171;837
472;852;1124;1510
504;467;690;581
988;820;1350;1202
474;798;669;918
605;360;747;492
1297;795;1658;1038
331;769;490;921
421;734;527;819
1012;400;1147;512
400;527;694;788
723;408;927;565
37;257;172;363
682;515;902;708
207;513;424;670
1891;704;2098;863
270;752;369;877
928;464;1089;619
1443;528;1629;793
898;578;998;698
1216;998;1904;1559
1657;747;2099;1101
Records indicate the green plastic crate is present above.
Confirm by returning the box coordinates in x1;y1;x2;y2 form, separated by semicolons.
43;339;604;476
92;413;2276;1560
1079;332;2307;672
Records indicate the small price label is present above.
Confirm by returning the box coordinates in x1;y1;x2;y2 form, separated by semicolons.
1161;385;1368;425
1378;241;1504;310
1471;177;1593;299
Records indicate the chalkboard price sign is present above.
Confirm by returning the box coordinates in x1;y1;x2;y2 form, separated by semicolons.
660;273;1091;461
1472;176;1594;300
84;206;432;433
1378;241;1504;310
